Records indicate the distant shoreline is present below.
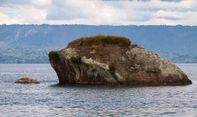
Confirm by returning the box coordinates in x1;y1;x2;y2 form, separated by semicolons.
1;25;197;63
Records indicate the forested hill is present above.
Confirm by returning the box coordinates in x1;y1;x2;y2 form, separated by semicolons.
0;25;197;63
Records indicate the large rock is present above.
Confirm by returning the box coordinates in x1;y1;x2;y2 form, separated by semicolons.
15;77;40;84
49;35;192;86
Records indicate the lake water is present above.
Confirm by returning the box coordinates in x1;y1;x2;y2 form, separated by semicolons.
0;64;196;117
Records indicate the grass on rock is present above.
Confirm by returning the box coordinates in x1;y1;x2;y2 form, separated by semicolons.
68;35;131;48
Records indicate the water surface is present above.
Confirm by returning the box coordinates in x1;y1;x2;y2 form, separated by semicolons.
0;64;196;117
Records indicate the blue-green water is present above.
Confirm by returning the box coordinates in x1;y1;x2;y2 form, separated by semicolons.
0;64;196;117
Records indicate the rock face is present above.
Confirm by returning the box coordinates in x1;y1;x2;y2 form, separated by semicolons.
15;77;40;84
49;35;192;86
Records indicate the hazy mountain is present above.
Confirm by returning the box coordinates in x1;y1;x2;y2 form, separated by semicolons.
0;25;197;63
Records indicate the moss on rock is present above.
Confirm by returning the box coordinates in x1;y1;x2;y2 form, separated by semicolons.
48;51;60;61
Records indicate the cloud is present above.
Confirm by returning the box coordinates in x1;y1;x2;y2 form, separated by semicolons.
0;5;46;24
0;0;197;25
0;0;31;7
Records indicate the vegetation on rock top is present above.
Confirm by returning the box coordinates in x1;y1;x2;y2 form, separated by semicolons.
68;35;131;48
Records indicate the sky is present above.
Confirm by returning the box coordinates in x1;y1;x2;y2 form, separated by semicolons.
0;0;197;25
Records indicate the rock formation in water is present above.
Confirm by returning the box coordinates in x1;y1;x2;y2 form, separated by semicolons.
49;35;192;86
15;77;40;84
